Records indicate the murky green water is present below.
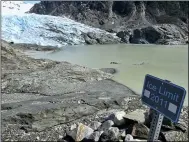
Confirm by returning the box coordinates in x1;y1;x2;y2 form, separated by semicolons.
25;44;188;105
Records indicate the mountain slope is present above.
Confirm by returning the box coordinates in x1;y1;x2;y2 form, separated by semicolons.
29;1;188;32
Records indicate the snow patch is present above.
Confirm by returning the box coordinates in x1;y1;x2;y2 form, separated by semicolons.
1;1;34;15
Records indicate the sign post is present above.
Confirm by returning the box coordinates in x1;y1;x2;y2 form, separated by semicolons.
141;74;186;141
147;110;164;141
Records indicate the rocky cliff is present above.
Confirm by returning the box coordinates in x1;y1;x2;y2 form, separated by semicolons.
29;1;189;45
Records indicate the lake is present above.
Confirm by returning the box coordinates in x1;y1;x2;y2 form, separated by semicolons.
25;44;188;106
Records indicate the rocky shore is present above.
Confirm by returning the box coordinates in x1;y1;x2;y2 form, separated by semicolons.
1;41;188;141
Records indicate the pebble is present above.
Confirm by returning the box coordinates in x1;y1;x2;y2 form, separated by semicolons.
125;134;133;141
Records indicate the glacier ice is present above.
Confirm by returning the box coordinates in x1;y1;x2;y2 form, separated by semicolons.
2;13;118;47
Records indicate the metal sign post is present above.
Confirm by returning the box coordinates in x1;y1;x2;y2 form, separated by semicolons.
141;74;186;142
147;110;164;141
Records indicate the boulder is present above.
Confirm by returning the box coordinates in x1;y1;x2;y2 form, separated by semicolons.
88;121;102;131
123;109;146;125
126;123;149;139
99;127;120;142
76;123;94;141
86;131;102;142
66;123;94;141
98;120;114;131
108;111;126;126
162;130;187;141
174;121;187;132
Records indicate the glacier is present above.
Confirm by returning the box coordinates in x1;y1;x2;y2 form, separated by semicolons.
2;13;119;47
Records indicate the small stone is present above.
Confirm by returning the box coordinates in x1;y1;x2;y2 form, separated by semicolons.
76;123;94;141
98;120;114;131
108;111;126;126
59;135;63;139
120;130;126;138
36;136;40;140
88;121;102;130
70;123;77;131
125;134;133;142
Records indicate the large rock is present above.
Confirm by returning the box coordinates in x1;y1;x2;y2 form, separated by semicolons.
162;130;188;141
123;109;146;125
98;120;114;131
76;123;94;141
126;123;149;139
88;121;102;131
99;127;120;142
87;131;102;142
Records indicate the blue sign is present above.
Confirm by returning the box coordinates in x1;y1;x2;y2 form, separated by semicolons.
142;74;186;122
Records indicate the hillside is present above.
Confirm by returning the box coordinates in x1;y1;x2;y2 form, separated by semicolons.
29;1;189;45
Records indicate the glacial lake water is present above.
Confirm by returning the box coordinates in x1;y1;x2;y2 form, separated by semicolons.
25;44;188;106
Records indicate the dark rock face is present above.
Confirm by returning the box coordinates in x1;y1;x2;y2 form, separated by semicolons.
29;1;188;32
82;32;121;45
120;24;187;45
116;30;132;43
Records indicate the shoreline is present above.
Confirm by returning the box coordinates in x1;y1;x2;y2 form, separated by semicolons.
8;41;189;52
1;40;188;141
